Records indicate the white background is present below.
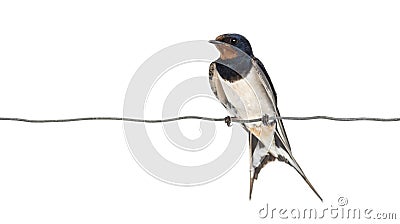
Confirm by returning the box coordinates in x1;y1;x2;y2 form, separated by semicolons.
1;0;400;223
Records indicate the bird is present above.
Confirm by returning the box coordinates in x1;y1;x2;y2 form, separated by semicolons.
208;33;322;201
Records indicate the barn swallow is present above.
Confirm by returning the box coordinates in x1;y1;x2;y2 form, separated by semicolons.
209;33;322;201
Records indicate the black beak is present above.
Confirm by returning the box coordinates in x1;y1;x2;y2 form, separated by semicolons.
208;40;220;45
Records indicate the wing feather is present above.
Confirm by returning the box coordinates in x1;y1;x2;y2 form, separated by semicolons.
252;58;292;154
252;58;323;201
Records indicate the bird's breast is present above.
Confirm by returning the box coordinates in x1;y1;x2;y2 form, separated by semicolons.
218;66;275;121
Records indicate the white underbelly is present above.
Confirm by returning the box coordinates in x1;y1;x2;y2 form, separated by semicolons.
216;65;280;169
219;67;275;120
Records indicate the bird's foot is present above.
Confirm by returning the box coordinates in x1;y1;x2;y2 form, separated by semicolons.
262;114;275;126
224;116;232;127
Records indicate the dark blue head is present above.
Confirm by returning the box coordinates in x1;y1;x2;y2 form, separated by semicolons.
215;33;253;57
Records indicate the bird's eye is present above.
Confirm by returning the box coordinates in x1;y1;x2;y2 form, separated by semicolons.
231;38;237;45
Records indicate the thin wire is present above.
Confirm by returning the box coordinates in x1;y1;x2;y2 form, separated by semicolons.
1;115;400;124
277;116;400;122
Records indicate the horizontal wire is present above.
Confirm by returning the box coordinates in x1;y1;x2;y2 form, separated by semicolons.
279;116;400;122
1;115;400;124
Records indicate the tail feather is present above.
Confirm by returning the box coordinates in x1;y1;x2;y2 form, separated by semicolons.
249;131;323;201
249;133;255;200
249;173;255;200
249;133;276;200
285;151;323;202
275;134;323;201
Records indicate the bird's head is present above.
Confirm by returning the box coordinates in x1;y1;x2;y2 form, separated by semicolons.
211;33;253;58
